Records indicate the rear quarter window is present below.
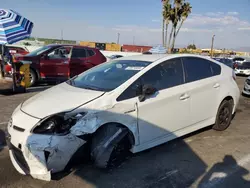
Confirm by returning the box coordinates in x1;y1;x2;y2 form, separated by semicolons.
87;49;95;57
211;62;221;76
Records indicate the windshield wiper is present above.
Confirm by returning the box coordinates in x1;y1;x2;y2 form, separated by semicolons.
82;86;102;91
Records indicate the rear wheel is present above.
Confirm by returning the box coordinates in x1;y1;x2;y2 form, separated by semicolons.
213;100;233;131
29;69;37;87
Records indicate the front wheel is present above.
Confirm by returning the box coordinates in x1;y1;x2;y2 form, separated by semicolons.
91;125;131;169
213;100;233;131
29;69;37;87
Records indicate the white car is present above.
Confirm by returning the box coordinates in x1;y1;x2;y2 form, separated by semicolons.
242;76;250;96
6;54;240;181
234;61;250;76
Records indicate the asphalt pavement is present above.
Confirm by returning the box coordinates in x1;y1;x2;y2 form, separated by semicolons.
0;77;250;188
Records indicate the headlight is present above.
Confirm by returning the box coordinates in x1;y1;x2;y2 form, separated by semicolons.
32;112;86;135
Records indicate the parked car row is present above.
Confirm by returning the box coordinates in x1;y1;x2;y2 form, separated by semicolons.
6;53;240;181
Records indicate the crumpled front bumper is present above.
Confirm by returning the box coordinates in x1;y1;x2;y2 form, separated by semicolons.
6;127;86;181
6;130;51;181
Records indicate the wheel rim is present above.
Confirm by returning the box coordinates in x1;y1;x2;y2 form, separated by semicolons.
218;106;230;127
29;73;33;84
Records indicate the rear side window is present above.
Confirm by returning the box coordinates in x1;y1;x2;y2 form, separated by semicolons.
87;49;95;57
182;57;213;83
71;48;87;58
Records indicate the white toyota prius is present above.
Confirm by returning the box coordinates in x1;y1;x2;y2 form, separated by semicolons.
6;54;240;181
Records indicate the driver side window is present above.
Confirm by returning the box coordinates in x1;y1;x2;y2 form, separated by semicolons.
48;47;69;59
117;58;184;101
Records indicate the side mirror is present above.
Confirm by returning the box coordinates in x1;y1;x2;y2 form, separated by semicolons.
138;84;157;102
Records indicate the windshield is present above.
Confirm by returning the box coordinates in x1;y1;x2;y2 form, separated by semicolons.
67;59;152;91
26;46;52;56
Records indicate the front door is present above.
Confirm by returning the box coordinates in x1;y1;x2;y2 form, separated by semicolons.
181;57;221;125
40;46;71;81
136;58;191;144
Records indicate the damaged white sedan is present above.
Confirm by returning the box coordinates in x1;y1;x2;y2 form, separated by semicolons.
6;54;240;181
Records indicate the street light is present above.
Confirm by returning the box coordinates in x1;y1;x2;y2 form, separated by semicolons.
211;34;215;58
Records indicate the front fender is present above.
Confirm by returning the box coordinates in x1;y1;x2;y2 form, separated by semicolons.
70;103;139;145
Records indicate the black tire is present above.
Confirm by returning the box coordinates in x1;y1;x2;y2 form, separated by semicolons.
91;125;131;169
213;100;233;131
29;69;37;87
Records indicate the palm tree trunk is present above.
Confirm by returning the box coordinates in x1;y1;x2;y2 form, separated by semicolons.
162;18;165;46
171;27;177;52
164;22;169;48
176;20;184;37
168;26;174;53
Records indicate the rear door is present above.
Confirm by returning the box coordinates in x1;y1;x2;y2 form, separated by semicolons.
69;47;94;77
182;57;221;125
40;46;71;80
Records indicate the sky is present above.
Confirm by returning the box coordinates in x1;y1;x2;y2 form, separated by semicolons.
2;0;250;49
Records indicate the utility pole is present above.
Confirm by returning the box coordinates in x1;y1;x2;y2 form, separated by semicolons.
61;29;64;44
210;34;215;58
117;33;120;44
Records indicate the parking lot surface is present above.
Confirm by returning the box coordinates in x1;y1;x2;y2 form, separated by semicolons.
0;77;250;188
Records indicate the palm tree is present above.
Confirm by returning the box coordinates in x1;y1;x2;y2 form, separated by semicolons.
163;1;171;47
170;0;192;52
167;8;175;51
162;0;166;46
161;0;192;53
176;2;192;37
170;0;183;52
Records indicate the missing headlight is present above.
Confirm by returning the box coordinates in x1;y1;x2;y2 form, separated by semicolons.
32;112;87;135
32;114;76;135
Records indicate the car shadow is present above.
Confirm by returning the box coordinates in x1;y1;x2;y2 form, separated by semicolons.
6;103;241;187
198;155;250;188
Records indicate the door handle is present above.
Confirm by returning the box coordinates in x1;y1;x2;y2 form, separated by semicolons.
180;93;190;100
86;60;92;63
213;83;220;88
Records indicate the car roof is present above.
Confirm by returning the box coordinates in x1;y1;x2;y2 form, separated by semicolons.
46;44;96;49
116;54;215;62
116;54;170;62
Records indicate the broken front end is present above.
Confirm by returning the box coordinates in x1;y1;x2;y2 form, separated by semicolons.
7;106;137;181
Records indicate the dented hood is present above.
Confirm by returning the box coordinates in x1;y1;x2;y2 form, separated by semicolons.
21;82;104;119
